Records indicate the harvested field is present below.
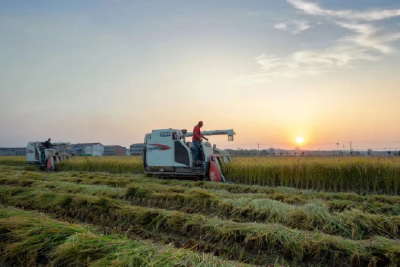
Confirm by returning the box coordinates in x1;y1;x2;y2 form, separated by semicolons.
1;157;400;266
55;156;400;194
0;206;253;267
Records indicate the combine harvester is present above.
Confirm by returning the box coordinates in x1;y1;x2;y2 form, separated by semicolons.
26;142;71;170
143;129;235;182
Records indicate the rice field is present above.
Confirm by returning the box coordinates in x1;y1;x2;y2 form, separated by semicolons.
223;157;400;195
1;156;400;266
0;156;27;166
56;156;400;195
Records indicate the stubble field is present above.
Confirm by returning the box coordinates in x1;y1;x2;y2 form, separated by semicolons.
0;156;400;266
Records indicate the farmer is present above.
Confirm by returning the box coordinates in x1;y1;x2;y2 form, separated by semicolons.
192;121;208;161
44;138;53;149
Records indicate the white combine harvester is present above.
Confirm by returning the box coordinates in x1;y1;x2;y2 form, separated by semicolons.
143;129;235;182
26;142;71;170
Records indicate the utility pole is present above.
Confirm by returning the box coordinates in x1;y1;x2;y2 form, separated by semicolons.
350;141;352;155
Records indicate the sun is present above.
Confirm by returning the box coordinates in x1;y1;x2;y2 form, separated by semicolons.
296;137;304;144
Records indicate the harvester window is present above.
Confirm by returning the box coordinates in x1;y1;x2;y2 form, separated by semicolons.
174;141;190;166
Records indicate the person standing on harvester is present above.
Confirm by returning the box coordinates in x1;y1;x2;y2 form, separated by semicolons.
193;121;208;161
44;138;53;149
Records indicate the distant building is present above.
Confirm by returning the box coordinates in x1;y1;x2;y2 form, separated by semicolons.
104;145;126;156
15;148;26;156
130;143;145;156
225;149;259;156
223;147;381;157
70;143;104;156
0;147;26;156
0;148;17;156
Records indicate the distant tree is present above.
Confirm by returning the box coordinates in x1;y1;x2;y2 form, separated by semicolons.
280;152;283;156
388;151;392;156
286;152;289;156
302;151;304;156
295;152;297;156
367;149;372;156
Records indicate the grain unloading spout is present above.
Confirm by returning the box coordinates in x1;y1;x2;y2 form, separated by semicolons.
185;129;235;141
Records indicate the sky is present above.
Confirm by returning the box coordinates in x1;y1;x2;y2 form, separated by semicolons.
1;0;400;151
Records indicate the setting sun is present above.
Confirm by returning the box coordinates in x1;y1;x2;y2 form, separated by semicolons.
296;137;304;144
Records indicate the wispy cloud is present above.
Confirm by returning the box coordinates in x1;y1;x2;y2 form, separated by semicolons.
274;20;310;34
287;0;400;21
274;22;287;30
336;21;400;54
236;0;400;85
234;44;378;85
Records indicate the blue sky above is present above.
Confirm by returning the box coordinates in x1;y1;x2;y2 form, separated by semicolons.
1;0;399;150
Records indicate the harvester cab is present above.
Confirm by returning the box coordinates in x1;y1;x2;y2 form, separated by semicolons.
143;129;235;182
26;142;72;170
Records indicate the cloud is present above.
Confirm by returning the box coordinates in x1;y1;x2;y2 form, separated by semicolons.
234;44;378;85
274;20;310;34
336;21;400;54
287;0;400;21
236;0;400;85
274;23;287;30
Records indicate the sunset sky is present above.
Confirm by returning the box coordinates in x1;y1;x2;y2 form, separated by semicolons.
1;0;400;151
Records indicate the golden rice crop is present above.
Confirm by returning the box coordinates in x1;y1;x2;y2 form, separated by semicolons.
57;156;143;173
222;157;400;195
4;155;400;194
0;156;27;166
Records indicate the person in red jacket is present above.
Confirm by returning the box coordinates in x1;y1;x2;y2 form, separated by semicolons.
193;121;208;161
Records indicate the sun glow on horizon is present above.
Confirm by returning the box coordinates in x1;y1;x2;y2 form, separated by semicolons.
296;137;304;144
